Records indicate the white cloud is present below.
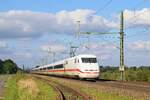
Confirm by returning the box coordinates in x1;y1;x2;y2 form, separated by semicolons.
78;42;117;60
0;9;117;39
0;8;150;39
128;41;150;51
0;41;7;48
13;52;32;58
124;8;150;28
80;42;117;50
41;43;66;53
92;50;112;60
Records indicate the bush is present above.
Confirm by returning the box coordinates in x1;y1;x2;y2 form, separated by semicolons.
125;70;137;81
100;66;150;82
0;59;20;74
136;70;149;81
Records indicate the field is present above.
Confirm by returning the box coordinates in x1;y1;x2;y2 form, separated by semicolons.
4;73;57;100
1;73;150;100
35;75;150;100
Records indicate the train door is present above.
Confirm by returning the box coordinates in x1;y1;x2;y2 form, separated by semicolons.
63;60;68;76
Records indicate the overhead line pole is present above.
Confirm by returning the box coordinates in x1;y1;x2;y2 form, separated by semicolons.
69;43;78;57
77;21;80;39
119;11;125;81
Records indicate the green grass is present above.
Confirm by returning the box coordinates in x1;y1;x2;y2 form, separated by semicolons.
35;79;57;100
81;87;133;100
4;75;19;100
100;67;150;82
46;76;138;100
4;74;57;100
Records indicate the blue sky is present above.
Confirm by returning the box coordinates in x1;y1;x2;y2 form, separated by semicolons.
1;0;150;14
0;0;150;68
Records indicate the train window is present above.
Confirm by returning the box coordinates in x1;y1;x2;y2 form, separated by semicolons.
47;66;53;70
43;68;46;70
74;59;79;63
81;58;97;63
54;64;63;69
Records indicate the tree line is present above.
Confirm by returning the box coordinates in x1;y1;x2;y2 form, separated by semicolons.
0;59;20;74
100;66;150;82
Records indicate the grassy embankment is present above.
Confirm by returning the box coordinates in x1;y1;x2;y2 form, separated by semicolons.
44;76;138;100
4;72;57;100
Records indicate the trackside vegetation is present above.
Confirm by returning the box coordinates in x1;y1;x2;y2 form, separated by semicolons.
81;88;133;100
4;72;57;100
100;66;150;81
0;59;20;74
43;76;136;100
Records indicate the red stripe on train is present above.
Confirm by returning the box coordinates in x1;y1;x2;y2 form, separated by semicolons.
47;69;98;74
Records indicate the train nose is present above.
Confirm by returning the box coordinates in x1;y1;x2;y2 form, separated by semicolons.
79;72;99;78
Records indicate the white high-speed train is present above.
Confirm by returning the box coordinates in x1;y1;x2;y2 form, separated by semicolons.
32;54;100;79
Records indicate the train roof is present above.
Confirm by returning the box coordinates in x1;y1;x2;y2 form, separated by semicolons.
34;54;97;69
76;54;97;58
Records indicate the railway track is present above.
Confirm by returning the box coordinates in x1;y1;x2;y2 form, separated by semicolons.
101;81;150;92
37;75;150;93
33;74;91;100
32;74;150;99
33;74;150;93
95;79;150;93
52;76;150;93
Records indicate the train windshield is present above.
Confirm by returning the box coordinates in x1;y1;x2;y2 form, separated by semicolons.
81;58;97;63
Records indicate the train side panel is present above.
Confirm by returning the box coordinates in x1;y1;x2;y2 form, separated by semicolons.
64;57;80;77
